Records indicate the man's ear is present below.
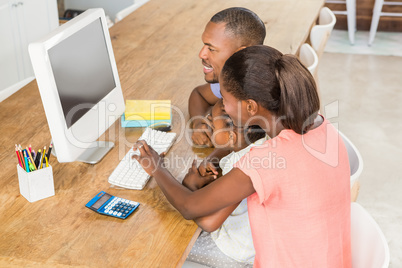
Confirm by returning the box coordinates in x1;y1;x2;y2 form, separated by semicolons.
235;46;247;52
246;99;258;116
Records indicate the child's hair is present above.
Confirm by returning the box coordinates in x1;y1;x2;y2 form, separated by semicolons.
220;111;265;144
220;45;320;134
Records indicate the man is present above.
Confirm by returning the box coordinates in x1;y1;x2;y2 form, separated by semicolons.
189;7;266;147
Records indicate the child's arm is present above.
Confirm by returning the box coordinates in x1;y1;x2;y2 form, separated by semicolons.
189;83;219;147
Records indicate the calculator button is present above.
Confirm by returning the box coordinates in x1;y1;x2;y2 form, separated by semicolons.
117;212;122;217
125;210;129;213
113;211;117;216
122;214;126;217
108;211;113;215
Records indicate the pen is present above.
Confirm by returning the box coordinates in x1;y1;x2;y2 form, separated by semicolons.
28;160;35;172
35;149;42;168
45;156;49;168
46;143;52;163
15;145;23;168
40;147;46;169
26;147;37;170
18;145;26;170
24;151;30;173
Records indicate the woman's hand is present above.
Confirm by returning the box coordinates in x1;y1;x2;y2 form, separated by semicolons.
182;160;217;191
131;140;165;175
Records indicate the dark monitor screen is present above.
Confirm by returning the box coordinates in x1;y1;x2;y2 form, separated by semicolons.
48;18;116;128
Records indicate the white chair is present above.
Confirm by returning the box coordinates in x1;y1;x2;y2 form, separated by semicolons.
299;43;321;110
299;43;319;76
351;202;390;268
338;131;363;188
338;131;363;202
298;43;322;111
326;0;356;44
369;0;402;45
310;7;337;60
309;7;336;113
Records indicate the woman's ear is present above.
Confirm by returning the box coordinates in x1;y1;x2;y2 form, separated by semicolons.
246;99;258;116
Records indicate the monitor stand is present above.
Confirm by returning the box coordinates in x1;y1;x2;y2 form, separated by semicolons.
51;141;114;164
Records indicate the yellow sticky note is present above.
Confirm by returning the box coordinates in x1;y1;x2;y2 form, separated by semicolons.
125;100;171;120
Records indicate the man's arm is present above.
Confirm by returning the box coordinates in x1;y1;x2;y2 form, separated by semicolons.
189;83;220;146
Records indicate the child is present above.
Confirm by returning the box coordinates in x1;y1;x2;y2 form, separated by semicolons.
185;99;265;267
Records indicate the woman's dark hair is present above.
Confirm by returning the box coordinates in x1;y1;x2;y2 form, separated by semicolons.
245;125;266;143
220;45;320;134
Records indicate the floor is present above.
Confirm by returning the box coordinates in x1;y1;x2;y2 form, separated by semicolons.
325;29;402;57
320;30;402;267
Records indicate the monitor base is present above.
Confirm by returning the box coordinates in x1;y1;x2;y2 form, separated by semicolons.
52;141;114;164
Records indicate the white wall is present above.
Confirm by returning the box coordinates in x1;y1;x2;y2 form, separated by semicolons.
64;0;134;21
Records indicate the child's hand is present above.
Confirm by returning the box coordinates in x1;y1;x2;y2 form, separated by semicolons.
182;160;217;191
191;120;213;147
198;159;219;177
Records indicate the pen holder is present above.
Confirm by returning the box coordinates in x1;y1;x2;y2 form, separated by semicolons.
17;164;55;202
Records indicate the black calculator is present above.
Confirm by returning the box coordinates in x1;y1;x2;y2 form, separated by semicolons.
85;191;140;219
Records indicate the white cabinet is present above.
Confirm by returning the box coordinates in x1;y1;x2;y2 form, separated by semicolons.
0;0;58;102
64;0;133;21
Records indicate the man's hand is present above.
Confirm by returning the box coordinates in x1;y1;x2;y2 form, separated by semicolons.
182;160;217;191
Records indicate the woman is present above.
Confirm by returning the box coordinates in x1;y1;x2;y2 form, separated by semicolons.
133;45;351;267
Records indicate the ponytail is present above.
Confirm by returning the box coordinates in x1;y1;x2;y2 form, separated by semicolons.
275;55;320;133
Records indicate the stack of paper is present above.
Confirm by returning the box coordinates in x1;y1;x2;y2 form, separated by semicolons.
121;100;171;127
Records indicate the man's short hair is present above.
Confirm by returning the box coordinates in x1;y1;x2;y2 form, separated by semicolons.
211;7;266;46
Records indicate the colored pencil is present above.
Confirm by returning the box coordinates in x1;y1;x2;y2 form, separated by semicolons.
15;145;23;168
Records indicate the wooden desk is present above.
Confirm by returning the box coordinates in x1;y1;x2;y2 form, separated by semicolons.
0;0;323;266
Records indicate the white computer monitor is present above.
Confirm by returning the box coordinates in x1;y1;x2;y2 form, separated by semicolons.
29;8;125;163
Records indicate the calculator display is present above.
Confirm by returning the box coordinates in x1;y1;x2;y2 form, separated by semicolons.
86;191;140;219
91;192;112;209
